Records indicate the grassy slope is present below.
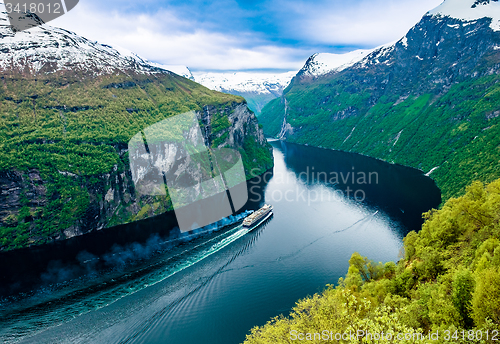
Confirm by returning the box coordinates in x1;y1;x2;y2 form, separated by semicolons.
244;178;500;343
0;71;272;250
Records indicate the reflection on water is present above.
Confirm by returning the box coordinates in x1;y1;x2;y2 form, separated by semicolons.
0;141;441;344
273;141;441;233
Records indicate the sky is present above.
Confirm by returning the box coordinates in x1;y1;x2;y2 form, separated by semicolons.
50;0;444;72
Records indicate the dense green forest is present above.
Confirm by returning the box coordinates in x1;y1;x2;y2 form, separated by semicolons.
244;178;500;343
0;71;273;251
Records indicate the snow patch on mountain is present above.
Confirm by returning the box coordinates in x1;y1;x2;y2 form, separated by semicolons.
401;36;409;48
193;71;296;95
298;0;500;79
428;0;500;31
300;41;399;77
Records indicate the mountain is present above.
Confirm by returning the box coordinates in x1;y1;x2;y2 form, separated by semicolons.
245;176;500;343
0;12;196;80
297;48;375;79
260;0;500;200
0;10;273;251
193;71;296;115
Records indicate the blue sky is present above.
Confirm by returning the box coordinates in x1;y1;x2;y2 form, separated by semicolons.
52;0;443;72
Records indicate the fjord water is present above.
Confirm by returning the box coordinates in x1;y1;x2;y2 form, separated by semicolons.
1;141;440;344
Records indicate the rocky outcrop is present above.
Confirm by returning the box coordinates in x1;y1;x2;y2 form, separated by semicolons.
200;103;268;148
0;170;46;233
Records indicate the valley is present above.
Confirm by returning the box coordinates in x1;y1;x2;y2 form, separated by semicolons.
1;0;500;343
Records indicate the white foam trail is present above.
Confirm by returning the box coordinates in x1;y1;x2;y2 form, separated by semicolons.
0;224;257;343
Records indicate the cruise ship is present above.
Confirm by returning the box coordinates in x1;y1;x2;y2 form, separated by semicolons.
242;204;273;229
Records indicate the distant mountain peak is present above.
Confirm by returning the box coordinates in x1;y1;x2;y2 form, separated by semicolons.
150;63;195;80
193;71;296;95
298;49;373;78
192;71;296;114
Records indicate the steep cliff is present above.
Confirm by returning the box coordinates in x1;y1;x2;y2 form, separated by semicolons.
0;12;273;251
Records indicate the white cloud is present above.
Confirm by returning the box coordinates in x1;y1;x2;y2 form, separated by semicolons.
50;2;310;71
49;0;445;71
280;0;444;46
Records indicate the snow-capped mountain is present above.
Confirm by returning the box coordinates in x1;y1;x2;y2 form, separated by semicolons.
0;5;188;77
0;4;273;253
298;49;374;78
0;5;290;114
282;0;500;120
150;63;195;80
193;71;296;114
193;71;296;96
260;0;500;199
352;0;500;74
297;41;400;80
297;0;500;80
428;0;500;30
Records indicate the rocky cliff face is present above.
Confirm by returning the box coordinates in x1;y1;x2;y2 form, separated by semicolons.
0;91;271;251
259;0;500;199
0;12;272;251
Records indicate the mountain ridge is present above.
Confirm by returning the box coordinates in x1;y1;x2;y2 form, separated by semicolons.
297;48;377;79
0;5;201;81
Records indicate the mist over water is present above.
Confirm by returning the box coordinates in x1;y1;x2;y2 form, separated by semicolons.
0;141;440;344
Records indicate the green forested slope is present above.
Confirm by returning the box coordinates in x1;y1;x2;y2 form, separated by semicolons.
0;72;263;173
244;178;500;343
261;75;500;200
0;71;273;250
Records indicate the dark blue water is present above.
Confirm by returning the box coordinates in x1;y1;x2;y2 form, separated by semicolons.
0;141;440;344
